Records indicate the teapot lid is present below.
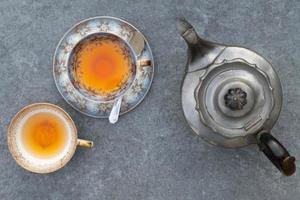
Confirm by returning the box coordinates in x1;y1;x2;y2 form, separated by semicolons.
195;58;275;138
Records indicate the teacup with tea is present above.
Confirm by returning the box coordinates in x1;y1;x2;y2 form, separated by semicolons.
53;17;153;122
68;33;151;123
8;103;93;173
70;34;136;101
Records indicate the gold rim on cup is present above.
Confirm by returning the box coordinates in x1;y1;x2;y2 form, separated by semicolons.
7;103;93;174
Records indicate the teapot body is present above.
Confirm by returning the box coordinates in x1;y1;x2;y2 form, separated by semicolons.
181;46;282;148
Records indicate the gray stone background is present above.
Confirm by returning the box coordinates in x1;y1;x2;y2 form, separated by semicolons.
0;0;299;199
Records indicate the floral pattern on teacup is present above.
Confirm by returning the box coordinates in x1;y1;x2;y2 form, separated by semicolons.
73;98;87;111
61;41;74;54
54;60;67;75
120;24;133;40
62;83;76;96
75;22;91;36
131;80;144;95
120;100;130;112
97;103;113;113
140;66;152;79
97;21;110;32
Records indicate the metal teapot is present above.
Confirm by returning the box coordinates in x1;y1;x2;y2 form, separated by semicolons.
177;18;296;176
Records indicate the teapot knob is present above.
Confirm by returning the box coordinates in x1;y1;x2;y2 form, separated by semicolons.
224;88;247;111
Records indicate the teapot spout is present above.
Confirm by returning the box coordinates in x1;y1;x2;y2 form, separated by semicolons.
176;17;225;72
176;17;200;45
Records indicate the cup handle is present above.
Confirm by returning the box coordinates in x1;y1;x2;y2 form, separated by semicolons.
137;59;152;67
77;139;93;148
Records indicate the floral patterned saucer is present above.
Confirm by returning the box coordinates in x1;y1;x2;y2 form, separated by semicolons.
53;16;154;118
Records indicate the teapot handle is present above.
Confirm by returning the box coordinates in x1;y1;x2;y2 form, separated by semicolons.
257;131;296;176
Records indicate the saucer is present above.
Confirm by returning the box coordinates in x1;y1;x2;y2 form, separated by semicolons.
53;16;154;118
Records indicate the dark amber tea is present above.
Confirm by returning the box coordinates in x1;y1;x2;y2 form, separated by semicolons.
72;35;134;97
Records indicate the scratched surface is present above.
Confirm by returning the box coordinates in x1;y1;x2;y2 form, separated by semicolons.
0;0;299;199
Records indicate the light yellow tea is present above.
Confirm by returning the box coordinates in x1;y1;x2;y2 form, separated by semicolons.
73;35;133;96
22;112;67;158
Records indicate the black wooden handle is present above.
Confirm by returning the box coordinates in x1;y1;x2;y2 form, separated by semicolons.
257;131;296;176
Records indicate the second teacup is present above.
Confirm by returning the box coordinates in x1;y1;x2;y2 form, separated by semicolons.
8;103;93;173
